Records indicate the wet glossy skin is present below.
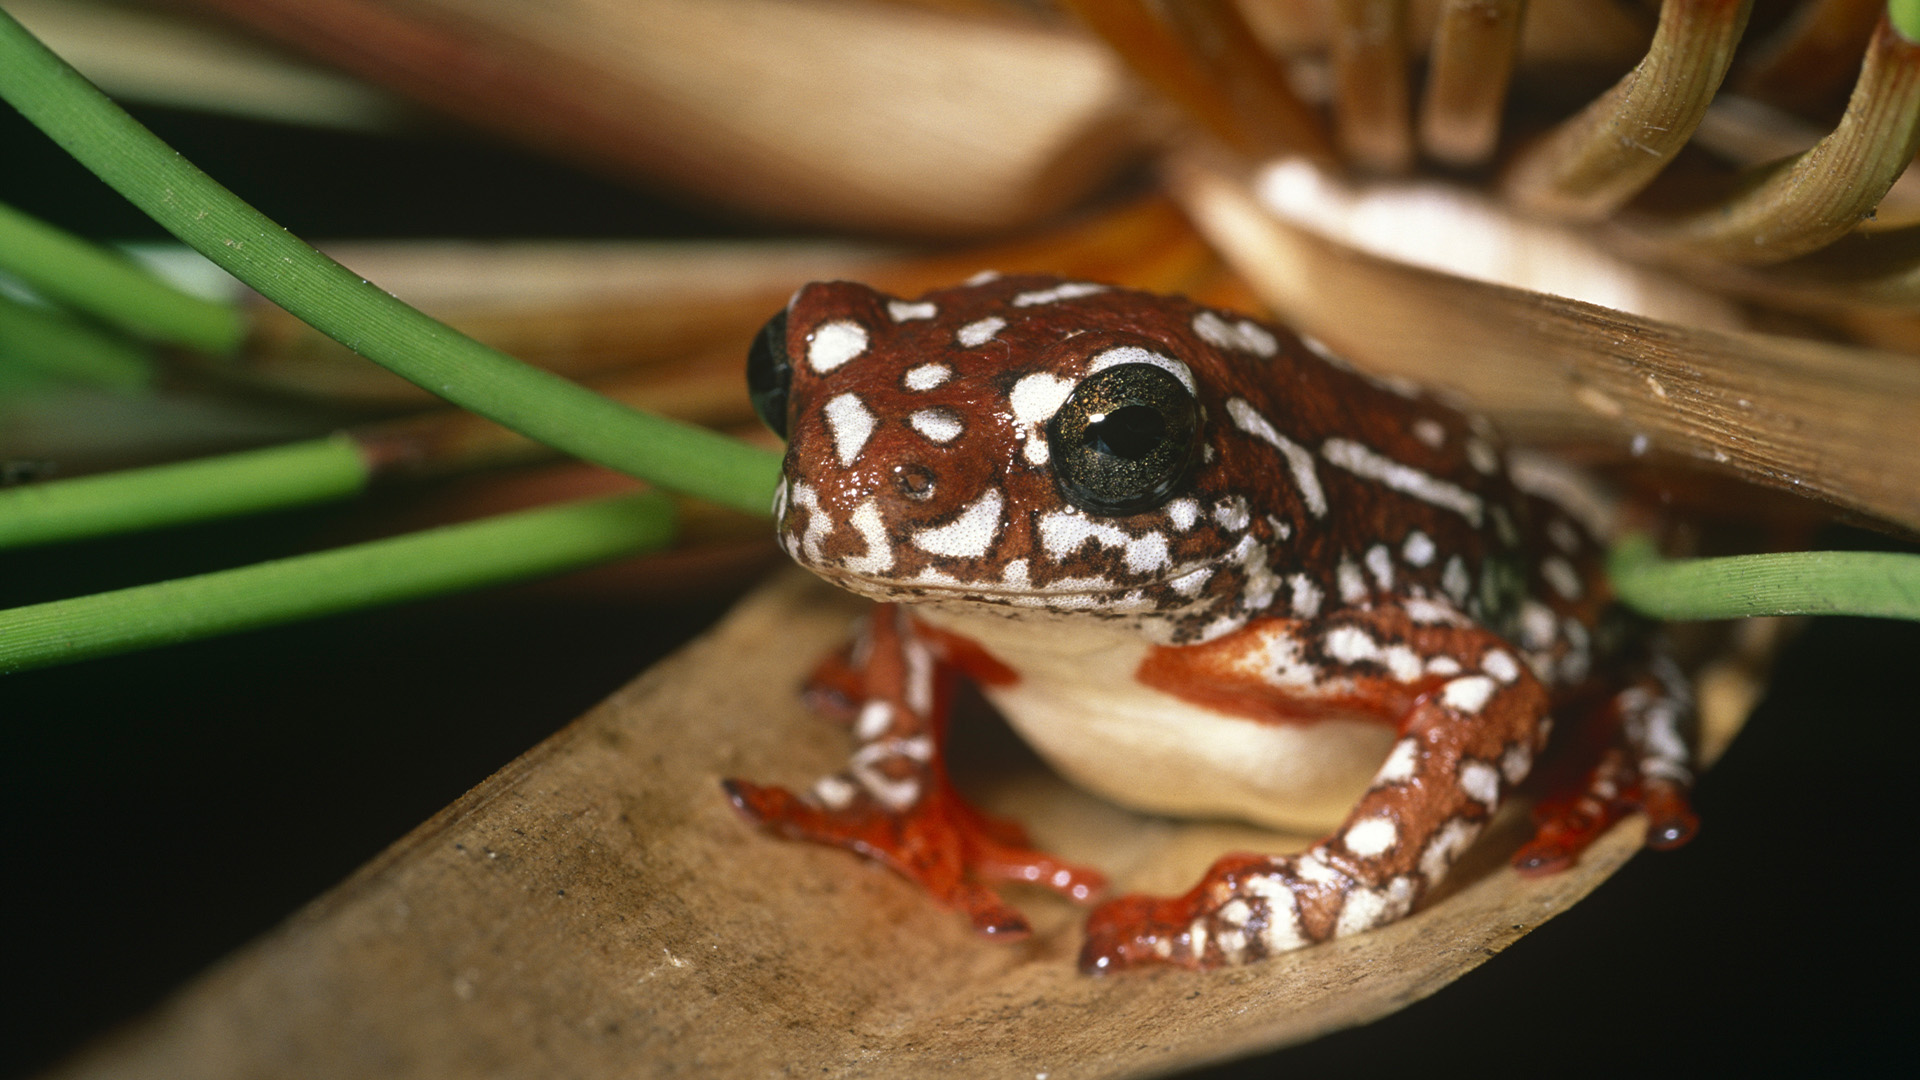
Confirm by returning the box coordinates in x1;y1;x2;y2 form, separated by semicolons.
726;274;1698;971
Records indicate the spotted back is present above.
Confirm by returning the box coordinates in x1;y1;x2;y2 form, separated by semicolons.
766;274;1594;656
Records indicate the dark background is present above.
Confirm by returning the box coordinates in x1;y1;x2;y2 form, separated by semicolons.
3;101;1915;1077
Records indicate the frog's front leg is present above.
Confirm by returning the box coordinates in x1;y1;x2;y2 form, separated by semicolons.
724;604;1106;938
1081;612;1548;972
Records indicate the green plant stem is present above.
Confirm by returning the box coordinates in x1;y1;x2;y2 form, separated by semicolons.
0;434;371;549
0;290;154;393
0;13;781;516
0;199;244;354
0;491;676;674
1609;534;1920;620
1895;1;1920;44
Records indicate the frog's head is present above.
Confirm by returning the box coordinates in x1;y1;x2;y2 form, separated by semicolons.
749;275;1309;643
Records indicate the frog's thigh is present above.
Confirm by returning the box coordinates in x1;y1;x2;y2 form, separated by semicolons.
984;673;1394;835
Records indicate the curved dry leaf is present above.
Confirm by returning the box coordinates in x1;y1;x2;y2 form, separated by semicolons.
1171;155;1920;534
54;573;1764;1079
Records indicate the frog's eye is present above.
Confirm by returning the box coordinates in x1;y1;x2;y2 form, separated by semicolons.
746;309;792;438
1047;363;1199;515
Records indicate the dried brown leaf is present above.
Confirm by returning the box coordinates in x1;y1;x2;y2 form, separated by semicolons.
1172;155;1920;533
50;572;1765;1080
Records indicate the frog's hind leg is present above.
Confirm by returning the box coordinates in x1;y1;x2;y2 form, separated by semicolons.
1513;647;1699;875
723;604;1106;938
1083;615;1551;972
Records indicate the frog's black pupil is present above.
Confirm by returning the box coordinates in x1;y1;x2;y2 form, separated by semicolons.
1089;405;1165;460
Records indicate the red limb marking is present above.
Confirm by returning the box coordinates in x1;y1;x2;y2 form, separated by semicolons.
726;604;1103;938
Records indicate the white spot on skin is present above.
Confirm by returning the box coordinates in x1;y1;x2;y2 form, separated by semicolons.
1000;558;1030;589
840;499;894;575
1519;600;1557;650
1501;742;1533;785
1542;556;1584;599
1365;544;1395;589
1413;418;1447;448
887;299;937;321
1442;556;1471;604
1227;398;1328;517
1458;759;1501;809
1167;498;1200;530
1419;817;1481;881
1344;817;1398;857
1289;574;1324;618
1191;310;1279;357
1294;852;1344;886
1481;649;1520;684
1402;530;1436;567
812;775;857;810
1466;437;1502;475
1188;919;1209;963
963;269;1000;286
908;408;964;444
1169;566;1213;597
903;363;951;391
1127;531;1171;575
855;700;894;740
823;392;875;466
1404;596;1466;626
1212;496;1251;531
1425;655;1462;676
1322;438;1485;526
956;316;1006;348
1325;625;1382;665
807;321;868;374
911;489;1003;559
1087;345;1198;395
1442;675;1498;714
1038;510;1127;561
1376;737;1420;785
1012;281;1107;307
1337;557;1368;604
1334;876;1415;936
1244;876;1307;952
1009;372;1073;466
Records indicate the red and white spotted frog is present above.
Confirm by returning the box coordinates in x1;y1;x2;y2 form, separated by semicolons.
724;273;1698;972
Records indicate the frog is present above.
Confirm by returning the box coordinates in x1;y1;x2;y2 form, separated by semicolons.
723;273;1698;972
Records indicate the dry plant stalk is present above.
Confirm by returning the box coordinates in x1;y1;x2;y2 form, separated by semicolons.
1419;0;1528;166
179;0;1146;236
1647;13;1920;264
1172;156;1920;535
1330;0;1415;172
1736;0;1885;114
1056;0;1330;160
1501;0;1753;220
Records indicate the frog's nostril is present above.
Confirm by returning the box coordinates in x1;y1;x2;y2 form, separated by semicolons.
894;464;937;501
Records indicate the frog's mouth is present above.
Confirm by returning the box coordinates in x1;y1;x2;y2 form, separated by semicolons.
806;556;1222;619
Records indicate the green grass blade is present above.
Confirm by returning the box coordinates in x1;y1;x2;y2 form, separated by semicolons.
0;289;155;393
0;491;677;674
0;12;781;517
0;434;371;549
0;199;245;354
1609;534;1920;620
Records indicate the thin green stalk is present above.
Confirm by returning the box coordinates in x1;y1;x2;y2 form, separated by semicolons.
0;434;370;549
0;491;676;674
1609;534;1920;620
0;13;781;517
1896;1;1920;43
0;200;244;354
0;289;154;393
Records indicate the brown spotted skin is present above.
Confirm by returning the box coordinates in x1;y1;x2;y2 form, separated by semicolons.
726;274;1697;971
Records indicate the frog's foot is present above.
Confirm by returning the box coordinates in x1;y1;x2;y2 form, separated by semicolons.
1081;850;1407;973
723;776;1106;938
1513;656;1698;876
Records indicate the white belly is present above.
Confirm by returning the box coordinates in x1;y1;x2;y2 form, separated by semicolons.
920;607;1393;834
